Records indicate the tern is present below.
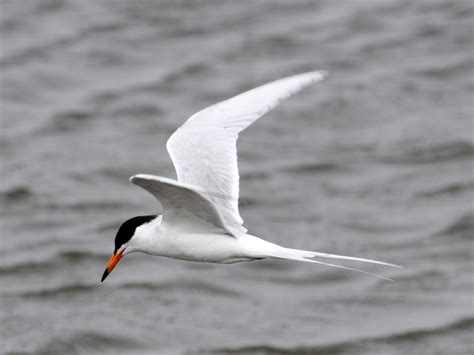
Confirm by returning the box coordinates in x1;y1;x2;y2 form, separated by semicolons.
101;71;401;282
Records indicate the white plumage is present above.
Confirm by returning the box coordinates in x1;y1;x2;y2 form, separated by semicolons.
165;71;327;234
102;71;401;283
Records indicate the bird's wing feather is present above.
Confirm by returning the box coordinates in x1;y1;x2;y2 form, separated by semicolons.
166;71;327;234
130;174;237;236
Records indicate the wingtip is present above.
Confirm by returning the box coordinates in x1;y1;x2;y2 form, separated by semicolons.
130;174;150;182
317;70;329;79
379;261;404;269
306;70;328;82
129;174;147;185
129;174;182;189
373;261;404;269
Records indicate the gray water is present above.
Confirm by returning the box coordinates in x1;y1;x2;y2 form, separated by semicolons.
1;0;473;354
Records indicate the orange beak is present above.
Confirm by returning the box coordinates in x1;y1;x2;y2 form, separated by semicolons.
101;250;124;282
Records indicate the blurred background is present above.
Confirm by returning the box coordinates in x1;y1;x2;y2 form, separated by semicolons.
1;0;473;354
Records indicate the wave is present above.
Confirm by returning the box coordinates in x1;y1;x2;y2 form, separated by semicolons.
159;62;210;86
434;213;474;239
34;331;142;354
378;141;474;165
202;317;474;354
96;167;136;182
118;280;243;298
226;33;300;62
387;268;444;285
240;171;270;181
87;60;210;102
238;197;260;208
109;102;164;119
1;21;125;68
0;250;109;276
38;199;131;212
282;162;343;175
45;102;163;134
413;57;473;80
46;109;94;133
0;186;33;202
59;250;109;262
36;60;208;133
417;181;474;198
0;259;57;276
18;283;99;299
269;268;353;286
14;277;242;299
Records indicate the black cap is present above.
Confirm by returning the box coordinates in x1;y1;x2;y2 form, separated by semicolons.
114;215;157;253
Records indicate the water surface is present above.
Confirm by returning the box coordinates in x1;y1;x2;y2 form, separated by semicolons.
1;0;473;354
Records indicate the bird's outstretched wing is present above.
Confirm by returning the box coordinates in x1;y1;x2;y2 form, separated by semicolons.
130;174;237;236
166;71;327;234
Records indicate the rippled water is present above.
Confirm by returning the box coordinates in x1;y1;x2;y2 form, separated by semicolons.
1;0;473;354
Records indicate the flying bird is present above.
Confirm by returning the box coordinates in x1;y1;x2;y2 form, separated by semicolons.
101;71;401;282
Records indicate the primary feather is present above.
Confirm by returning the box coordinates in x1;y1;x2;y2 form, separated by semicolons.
166;71;327;235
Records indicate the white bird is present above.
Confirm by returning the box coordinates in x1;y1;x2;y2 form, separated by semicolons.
101;71;401;282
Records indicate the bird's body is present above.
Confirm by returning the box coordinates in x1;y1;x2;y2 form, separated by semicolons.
128;213;288;263
133;220;273;264
101;71;401;282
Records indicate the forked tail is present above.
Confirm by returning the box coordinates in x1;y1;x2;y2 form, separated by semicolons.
267;246;402;282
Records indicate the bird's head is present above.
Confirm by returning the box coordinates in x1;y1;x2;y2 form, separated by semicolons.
101;215;157;282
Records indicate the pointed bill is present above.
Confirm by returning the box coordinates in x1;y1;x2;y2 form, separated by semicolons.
101;250;124;282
